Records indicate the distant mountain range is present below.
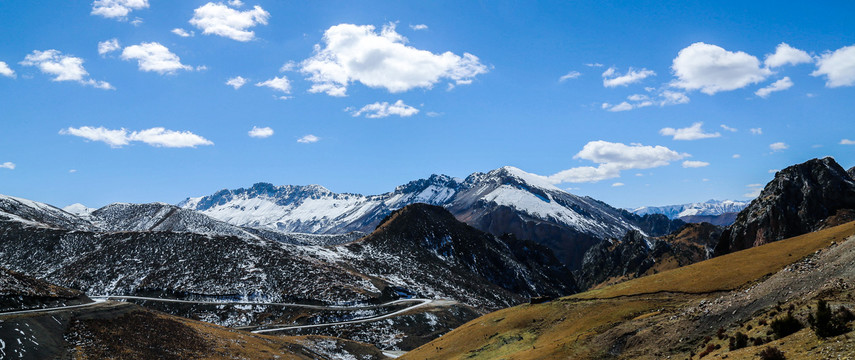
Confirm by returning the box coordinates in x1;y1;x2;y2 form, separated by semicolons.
630;199;749;219
179;166;684;269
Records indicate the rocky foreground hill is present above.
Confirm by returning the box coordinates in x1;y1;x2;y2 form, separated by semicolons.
715;157;855;256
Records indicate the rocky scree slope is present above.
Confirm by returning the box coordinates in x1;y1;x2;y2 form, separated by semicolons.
715;157;855;256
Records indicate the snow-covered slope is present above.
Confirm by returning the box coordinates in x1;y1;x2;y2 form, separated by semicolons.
179;176;461;234
180;166;673;269
181;167;640;239
630;199;749;219
0;195;95;230
90;202;262;240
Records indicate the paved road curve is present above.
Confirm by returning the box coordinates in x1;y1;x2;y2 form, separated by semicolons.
251;298;433;334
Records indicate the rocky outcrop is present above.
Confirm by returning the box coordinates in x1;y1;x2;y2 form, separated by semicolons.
576;223;724;290
848;166;855;180
714;157;855;256
575;231;668;290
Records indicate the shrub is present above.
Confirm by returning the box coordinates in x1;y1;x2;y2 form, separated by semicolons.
698;343;716;358
717;327;726;339
770;312;803;339
729;332;748;351
752;337;765;346
758;346;786;360
810;300;851;338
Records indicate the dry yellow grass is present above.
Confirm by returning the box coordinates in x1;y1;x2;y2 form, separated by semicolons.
575;221;855;299
402;221;855;360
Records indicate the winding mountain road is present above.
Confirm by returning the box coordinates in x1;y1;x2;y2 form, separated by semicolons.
0;298;106;316
2;295;436;334
251;298;433;333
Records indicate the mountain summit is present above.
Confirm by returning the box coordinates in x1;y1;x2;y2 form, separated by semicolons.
180;166;682;268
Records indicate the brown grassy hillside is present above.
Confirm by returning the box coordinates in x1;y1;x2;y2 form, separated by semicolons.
402;221;855;360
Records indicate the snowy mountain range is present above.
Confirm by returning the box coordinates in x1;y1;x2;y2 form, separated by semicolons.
630;199;749;219
179;166;684;268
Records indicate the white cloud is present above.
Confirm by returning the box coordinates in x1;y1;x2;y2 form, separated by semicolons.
130;18;143;26
585;63;604;67
603;90;689;112
352;100;419;118
604;102;634;112
602;67;655;87
744;183;764;198
301;23;488;96
732;154;741;158
60;126;130;147
171;28;194;37
189;2;270;42
121;42;192;74
682;160;710;168
671;42;771;94
297;134;320;143
559;71;581;81
0;61;15;78
769;142;789;152
755;77;793;98
248;126;273;138
20;50;113;89
98;38;121;55
812;45;855;87
660;122;721;140
768;169;779;174
764;42;812;68
750;128;762;135
228;0;244;7
0;162;15;170
611;182;625;187
659;90;690;105
69;169;77;173
410;24;428;31
255;76;291;93
721;124;737;132
60;126;212;148
91;0;149;20
226;76;248;89
547;141;690;183
840;139;855;145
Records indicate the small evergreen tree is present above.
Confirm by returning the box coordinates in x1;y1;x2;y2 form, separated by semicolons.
810;300;851;337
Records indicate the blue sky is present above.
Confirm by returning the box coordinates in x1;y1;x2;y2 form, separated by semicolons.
1;0;854;209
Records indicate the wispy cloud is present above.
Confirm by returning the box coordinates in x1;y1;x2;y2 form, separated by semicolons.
60;126;213;148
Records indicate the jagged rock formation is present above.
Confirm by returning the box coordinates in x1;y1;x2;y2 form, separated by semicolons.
715;157;855;256
848;166;855;180
576;223;723;290
575;230;666;290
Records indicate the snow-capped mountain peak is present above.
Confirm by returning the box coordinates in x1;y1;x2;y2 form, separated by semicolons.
630;199;749;219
